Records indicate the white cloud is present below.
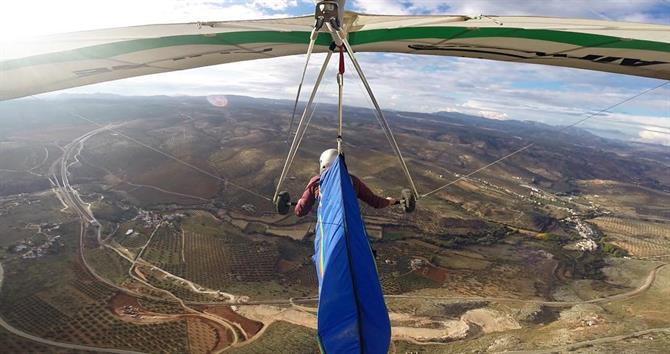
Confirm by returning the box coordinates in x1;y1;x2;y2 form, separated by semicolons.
251;0;298;11
55;51;668;133
461;100;508;120
0;0;283;39
638;126;670;145
350;0;410;15
480;111;508;120
598;112;670;130
350;0;668;24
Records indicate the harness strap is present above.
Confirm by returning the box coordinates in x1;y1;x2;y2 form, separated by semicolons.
337;45;345;153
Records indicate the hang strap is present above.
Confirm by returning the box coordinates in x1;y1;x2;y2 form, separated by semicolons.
337;45;345;153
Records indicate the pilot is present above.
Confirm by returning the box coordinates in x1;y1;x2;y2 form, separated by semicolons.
294;149;398;217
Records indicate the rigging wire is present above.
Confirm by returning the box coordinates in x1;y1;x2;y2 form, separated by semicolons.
30;96;273;202
421;80;670;199
284;90;325;188
287;28;319;143
337;32;421;198
273;50;334;202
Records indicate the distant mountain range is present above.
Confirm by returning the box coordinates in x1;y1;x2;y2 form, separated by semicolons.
21;92;660;146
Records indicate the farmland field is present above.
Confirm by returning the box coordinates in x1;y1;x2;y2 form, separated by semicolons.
592;216;670;257
177;212;315;299
593;217;670;239
0;327;89;354
138;298;186;314
227;321;318;354
187;318;220;354
83;247;132;285
143;225;185;275
1;95;669;352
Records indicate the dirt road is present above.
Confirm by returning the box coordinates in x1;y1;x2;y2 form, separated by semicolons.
501;327;670;354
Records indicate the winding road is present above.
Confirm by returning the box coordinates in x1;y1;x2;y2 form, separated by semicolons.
54;127;240;350
0;127;150;353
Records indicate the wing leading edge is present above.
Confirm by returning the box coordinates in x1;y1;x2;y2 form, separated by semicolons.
2;12;669;100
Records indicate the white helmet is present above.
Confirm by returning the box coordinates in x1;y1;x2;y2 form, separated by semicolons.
319;149;339;173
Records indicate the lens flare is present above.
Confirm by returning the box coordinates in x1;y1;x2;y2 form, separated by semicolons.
207;95;229;107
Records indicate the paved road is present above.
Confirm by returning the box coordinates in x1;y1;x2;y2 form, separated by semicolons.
55;127;241;349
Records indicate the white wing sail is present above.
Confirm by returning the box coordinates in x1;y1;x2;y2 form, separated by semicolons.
2;12;669;100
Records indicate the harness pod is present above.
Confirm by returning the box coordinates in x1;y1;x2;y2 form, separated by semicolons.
314;154;391;353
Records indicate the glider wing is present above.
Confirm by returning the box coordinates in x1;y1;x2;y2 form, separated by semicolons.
2;13;669;100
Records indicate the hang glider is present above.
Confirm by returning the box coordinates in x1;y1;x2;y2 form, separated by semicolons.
2;12;670;100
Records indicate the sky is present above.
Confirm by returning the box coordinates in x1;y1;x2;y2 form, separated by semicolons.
1;0;669;145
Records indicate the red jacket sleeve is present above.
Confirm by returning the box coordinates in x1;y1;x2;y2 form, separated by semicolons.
351;175;391;209
294;175;320;217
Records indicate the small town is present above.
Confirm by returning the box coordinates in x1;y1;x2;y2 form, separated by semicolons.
9;223;64;259
132;209;185;229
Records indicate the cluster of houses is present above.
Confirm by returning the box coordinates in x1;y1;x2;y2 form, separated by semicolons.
132;209;185;228
564;216;599;252
11;223;63;259
522;184;559;204
133;209;163;228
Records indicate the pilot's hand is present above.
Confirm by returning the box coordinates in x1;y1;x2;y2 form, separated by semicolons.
386;197;400;205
